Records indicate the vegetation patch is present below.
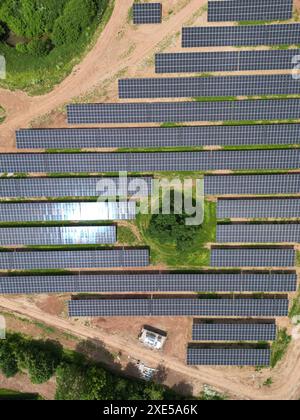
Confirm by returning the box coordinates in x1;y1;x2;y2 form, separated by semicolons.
0;105;5;123
0;389;41;400
0;0;113;94
270;329;292;368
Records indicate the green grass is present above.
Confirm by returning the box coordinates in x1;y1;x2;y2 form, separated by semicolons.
270;329;292;368
194;96;237;102
0;105;5;123
135;200;216;267
118;225;139;246
0;0;115;95
0;389;41;400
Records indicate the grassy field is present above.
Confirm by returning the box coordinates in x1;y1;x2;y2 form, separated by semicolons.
0;389;41;400
270;329;292;368
0;0;114;95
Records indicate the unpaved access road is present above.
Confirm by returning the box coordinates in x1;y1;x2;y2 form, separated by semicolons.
1;296;300;400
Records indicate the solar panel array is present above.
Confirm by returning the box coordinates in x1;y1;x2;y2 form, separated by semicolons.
211;248;295;267
217;223;300;244
67;99;300;124
133;3;162;24
2;150;300;173
0;177;153;198
0;202;136;222
207;0;293;22
68;299;289;317
0;272;295;294
192;323;277;342
204;174;300;196
0;249;149;270
155;49;300;73
119;75;300;99
0;226;116;246
217;198;300;219
186;348;271;366
16;124;300;149
182;24;300;47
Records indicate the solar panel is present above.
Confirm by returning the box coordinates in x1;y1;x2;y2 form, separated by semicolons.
205;174;300;196
16;124;300;149
217;198;300;219
186;348;271;366
2;149;300;173
67;99;300;124
182;24;300;48
119;75;300;99
0;202;136;222
133;3;162;24
217;224;300;244
0;226;116;246
208;0;293;22
192;323;277;342
0;272;295;294
68;298;289;317
155;50;300;73
210;248;295;267
0;249;149;270
0;177;153;198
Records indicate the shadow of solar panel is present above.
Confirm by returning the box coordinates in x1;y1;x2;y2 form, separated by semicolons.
192;323;277;342
119;75;300;99
2;149;300;173
0;177;153;198
186;348;271;366
0;202;136;222
0;226;116;246
16;124;300;149
133;3;162;24
68;299;288;317
208;0;293;22
210;248;295;267
217;223;300;244
155;50;300;73
182;24;300;47
217;198;300;219
205;174;300;196
67;99;300;124
0;249;149;270
0;273;295;294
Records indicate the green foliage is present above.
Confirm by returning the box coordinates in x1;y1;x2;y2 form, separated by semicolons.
0;22;6;39
263;378;273;387
271;329;292;368
52;0;97;46
147;193;201;252
0;340;19;378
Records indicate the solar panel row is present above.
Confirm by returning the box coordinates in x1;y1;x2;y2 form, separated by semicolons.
0;202;136;222
192;323;277;342
207;0;293;22
16;124;300;149
186;348;271;366
182;24;300;47
204;174;300;196
0;249;149;270
67;99;300;124
133;3;162;24
0;177;153;198
217;223;300;244
68;299;289;317
0;273;295;294
210;248;295;267
0;226;116;246
119;74;300;99
217;198;300;219
155;49;300;73
1;150;300;173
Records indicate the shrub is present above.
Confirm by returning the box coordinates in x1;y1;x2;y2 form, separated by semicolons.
0;340;19;378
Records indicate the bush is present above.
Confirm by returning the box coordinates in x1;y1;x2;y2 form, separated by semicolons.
26;39;53;57
0;340;19;378
52;0;97;46
0;22;6;40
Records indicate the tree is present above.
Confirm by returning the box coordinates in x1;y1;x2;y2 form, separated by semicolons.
0;340;19;378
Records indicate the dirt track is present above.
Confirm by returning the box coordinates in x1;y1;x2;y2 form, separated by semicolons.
1;0;300;400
